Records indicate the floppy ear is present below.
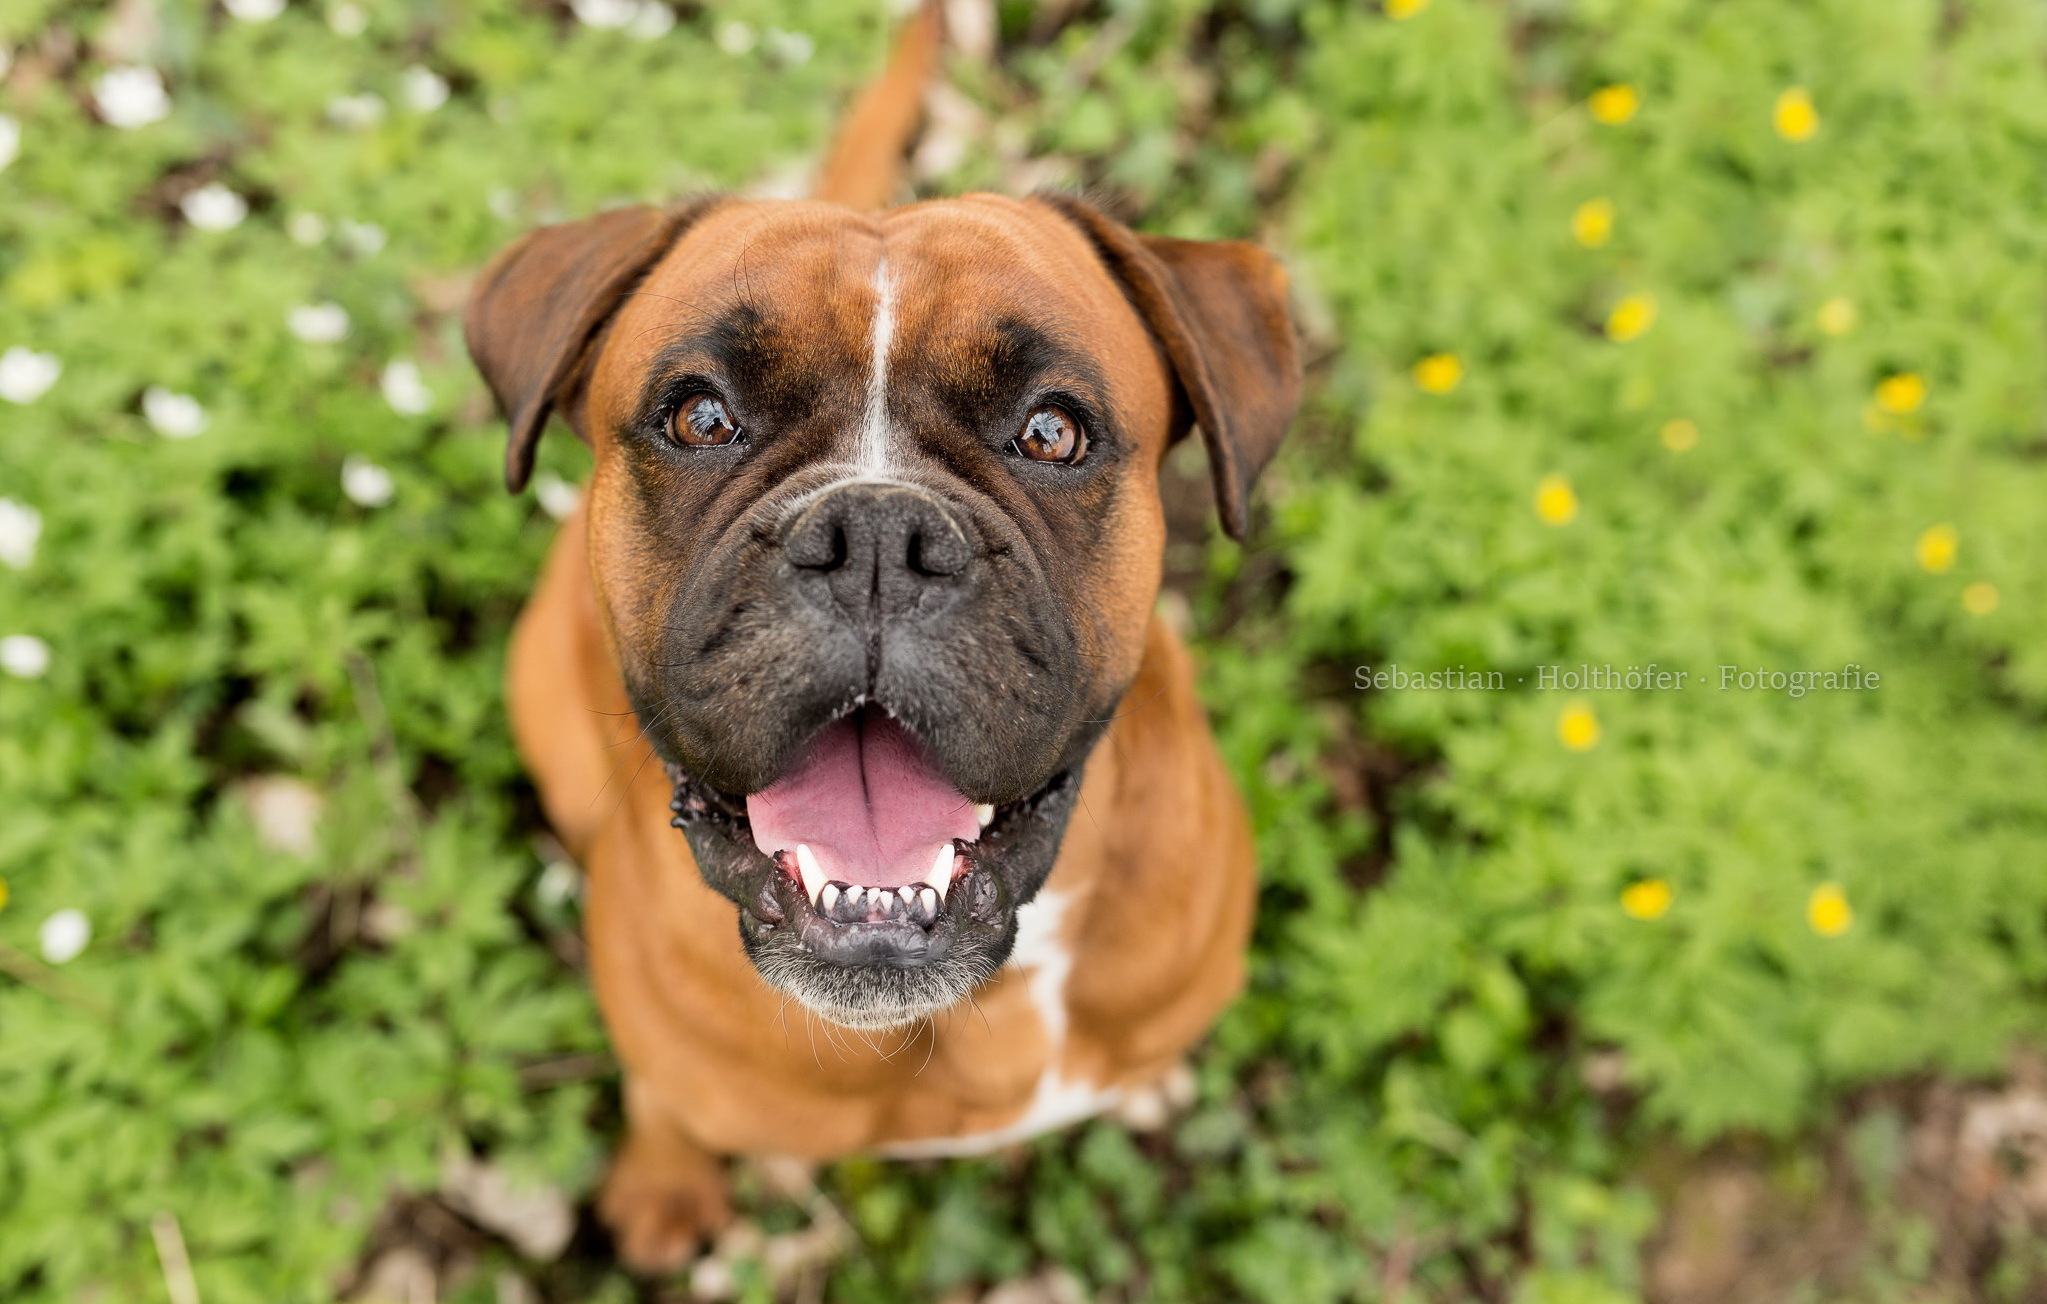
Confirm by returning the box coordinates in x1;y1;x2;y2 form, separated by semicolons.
1037;194;1302;540
464;200;716;492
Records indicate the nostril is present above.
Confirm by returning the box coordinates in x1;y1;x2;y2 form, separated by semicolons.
907;525;968;579
786;503;850;571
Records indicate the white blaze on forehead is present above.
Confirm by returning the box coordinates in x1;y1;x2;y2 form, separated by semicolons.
857;257;898;473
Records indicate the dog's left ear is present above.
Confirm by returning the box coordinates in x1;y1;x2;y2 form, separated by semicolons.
465;200;716;492
1038;195;1302;540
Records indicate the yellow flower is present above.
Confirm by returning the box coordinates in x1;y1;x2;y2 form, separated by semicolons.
1817;297;1857;335
1413;352;1462;394
1774;87;1820;141
1962;581;2000;616
1385;0;1432;17
1557;701;1601;751
1571;198;1615;248
1535;473;1579;525
0;876;8;914
1588;84;1640;125
1621;879;1672;921
1659;418;1698;452
1605;293;1657;342
1916;523;1958;574
1807;883;1852;937
1875;373;1926;414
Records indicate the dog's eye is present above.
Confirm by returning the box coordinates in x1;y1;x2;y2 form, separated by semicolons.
1012;405;1085;464
670;393;742;448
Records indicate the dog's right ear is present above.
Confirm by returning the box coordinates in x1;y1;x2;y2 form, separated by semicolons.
465;201;715;492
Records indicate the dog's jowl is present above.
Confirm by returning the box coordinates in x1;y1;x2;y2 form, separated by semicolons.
464;9;1299;1273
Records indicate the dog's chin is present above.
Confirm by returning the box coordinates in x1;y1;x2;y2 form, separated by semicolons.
745;936;1006;1031
663;723;1084;1032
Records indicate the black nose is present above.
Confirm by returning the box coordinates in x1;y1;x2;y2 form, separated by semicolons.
784;482;973;621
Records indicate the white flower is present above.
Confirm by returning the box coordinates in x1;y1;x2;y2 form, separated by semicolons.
381;359;431;415
342;456;394;507
288;302;350;343
326;93;386;129
533;471;582;521
626;1;674;40
400;64;449;113
2;634;51;678
328;2;366;35
337;218;385;256
239;775;323;856
143;387;208;438
535;859;583;907
224;0;287;20
0;115;19;172
487;188;518;221
179;182;247;231
714;19;755;54
0;499;41;569
765;28;814;66
0;348;60;404
94;66;171;129
287;212;329;245
39;908;89;963
571;0;636;28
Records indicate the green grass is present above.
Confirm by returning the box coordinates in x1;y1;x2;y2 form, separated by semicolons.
4;0;2047;1300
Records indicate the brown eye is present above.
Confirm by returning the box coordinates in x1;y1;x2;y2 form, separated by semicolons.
670;392;741;447
1014;405;1085;464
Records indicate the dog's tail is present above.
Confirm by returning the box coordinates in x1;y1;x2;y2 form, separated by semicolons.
811;0;944;209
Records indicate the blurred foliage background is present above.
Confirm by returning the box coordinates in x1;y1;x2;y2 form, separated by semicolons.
5;0;2047;1300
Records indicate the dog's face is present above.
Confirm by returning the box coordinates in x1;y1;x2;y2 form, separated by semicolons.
468;193;1297;1029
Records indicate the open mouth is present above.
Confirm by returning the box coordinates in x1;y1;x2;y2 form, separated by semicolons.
747;711;993;928
664;706;1081;1028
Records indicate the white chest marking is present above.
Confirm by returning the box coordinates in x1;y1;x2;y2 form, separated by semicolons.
856;258;897;474
881;888;1123;1159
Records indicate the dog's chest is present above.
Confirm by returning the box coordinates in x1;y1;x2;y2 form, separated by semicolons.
881;888;1123;1157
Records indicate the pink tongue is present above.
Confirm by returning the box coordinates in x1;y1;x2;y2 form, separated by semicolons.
747;714;980;889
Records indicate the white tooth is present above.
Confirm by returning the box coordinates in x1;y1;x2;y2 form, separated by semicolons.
928;846;956;903
820;883;840;913
919;886;937;916
975;803;995;828
898;886;916;909
846;885;865;908
796;844;827;905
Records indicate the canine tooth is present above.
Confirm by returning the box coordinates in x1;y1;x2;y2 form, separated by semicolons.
975;803;995;828
795;844;827;905
929;846;956;903
819;883;840;914
919;886;937;917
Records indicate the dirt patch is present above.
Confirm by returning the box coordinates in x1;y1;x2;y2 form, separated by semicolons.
1645;1053;2047;1304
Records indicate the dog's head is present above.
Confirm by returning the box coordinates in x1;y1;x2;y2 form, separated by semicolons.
467;194;1297;1029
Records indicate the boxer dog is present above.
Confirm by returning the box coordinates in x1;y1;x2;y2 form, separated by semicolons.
465;5;1299;1272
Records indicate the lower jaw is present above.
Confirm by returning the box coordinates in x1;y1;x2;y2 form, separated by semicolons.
743;927;1012;1031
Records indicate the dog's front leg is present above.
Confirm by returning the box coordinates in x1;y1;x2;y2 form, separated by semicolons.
599;1077;732;1275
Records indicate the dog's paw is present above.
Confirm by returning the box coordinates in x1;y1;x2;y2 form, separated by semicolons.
597;1134;733;1276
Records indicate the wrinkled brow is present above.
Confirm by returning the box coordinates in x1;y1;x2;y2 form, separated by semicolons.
919;315;1120;438
631;300;834;430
